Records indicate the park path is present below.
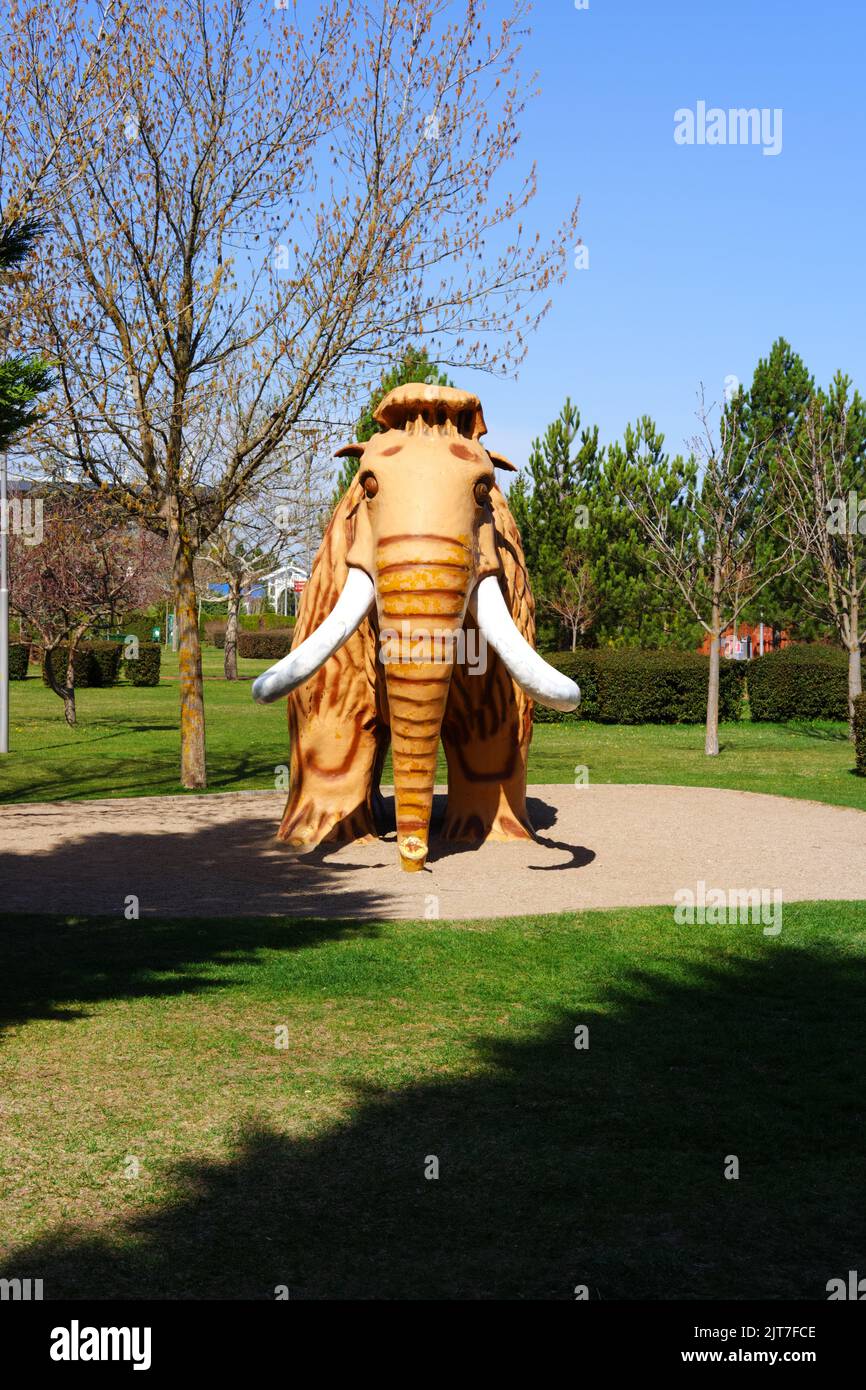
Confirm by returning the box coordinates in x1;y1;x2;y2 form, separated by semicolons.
1;784;864;921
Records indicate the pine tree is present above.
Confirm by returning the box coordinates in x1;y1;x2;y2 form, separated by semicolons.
329;347;452;508
740;338;816;637
510;403;699;649
602;419;700;648
0;216;53;451
508;401;603;646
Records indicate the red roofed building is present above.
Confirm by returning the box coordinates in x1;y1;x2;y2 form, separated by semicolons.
698;621;790;660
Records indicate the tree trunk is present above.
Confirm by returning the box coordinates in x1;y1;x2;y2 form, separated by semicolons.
224;580;240;680
847;643;862;738
705;553;722;757
171;528;207;789
42;640;78;727
64;645;77;727
705;630;720;755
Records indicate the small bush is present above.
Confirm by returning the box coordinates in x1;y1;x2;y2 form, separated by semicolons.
9;642;30;679
539;649;746;724
124;642;161;686
237;629;296;660
42;641;122;689
853;694;866;776
205;620;227;647
748;644;848;722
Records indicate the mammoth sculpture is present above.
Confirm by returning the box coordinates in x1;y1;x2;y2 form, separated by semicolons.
253;382;580;872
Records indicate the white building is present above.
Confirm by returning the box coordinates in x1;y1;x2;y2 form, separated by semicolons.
258;563;310;617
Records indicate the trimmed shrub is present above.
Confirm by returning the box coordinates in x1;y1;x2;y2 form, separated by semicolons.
240;612;296;631
42;641;122;689
9;641;30;679
124;642;161;686
42;644;95;688
206;615;296;647
539;649;746;724
854;695;866;776
88;641;123;686
114;613;163;644
237;629;296;660
748;644;848;722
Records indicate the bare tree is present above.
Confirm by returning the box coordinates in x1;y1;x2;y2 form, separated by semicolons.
777;389;866;727
11;0;577;788
614;397;795;756
0;0;131;221
202;505;292;681
542;547;596;651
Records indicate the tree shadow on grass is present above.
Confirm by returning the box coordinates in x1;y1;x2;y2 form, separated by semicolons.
1;940;864;1300
0;913;385;1034
0;749;279;802
781;722;851;743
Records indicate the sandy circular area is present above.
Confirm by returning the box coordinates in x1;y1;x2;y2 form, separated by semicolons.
1;784;864;921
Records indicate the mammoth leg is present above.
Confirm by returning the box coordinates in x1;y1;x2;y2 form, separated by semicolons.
279;622;389;850
441;617;534;843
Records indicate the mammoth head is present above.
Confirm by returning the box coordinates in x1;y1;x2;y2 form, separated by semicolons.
254;383;579;871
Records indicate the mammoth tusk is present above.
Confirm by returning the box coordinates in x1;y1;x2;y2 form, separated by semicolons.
252;567;375;704
474;575;581;712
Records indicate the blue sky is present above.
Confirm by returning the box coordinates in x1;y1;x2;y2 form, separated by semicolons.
456;0;866;469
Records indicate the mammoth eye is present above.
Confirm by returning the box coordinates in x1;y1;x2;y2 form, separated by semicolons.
474;479;491;507
362;474;379;499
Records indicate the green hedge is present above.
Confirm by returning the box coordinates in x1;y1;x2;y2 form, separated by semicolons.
124;641;161;686
747;645;848;722
237;629;296;660
42;641;123;689
206;615;296;648
9;642;30;679
241;612;296;631
113;614;163;644
854;695;866;776
537;649;746;724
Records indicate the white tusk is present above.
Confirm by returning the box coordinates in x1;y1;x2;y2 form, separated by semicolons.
252;567;375;704
474;575;581;712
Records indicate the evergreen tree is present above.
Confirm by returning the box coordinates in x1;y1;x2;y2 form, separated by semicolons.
510;403;699;649
329;347;452;508
739;338;816;637
743;337;814;452
508;400;597;611
0;216;53;450
602;419;701;648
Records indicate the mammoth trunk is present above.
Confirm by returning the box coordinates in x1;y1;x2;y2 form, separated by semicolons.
379;539;470;872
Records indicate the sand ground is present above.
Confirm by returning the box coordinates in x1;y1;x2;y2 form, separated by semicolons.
1;784;864;921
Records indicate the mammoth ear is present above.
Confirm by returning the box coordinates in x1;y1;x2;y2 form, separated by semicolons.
486;448;516;472
335;442;365;459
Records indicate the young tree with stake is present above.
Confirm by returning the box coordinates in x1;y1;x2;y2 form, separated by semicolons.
776;381;866;729
612;397;795;756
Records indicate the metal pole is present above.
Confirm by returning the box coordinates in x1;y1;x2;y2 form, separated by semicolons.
0;446;8;754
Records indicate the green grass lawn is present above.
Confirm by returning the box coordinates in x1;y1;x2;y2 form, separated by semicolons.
1;646;863;809
0;901;863;1300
